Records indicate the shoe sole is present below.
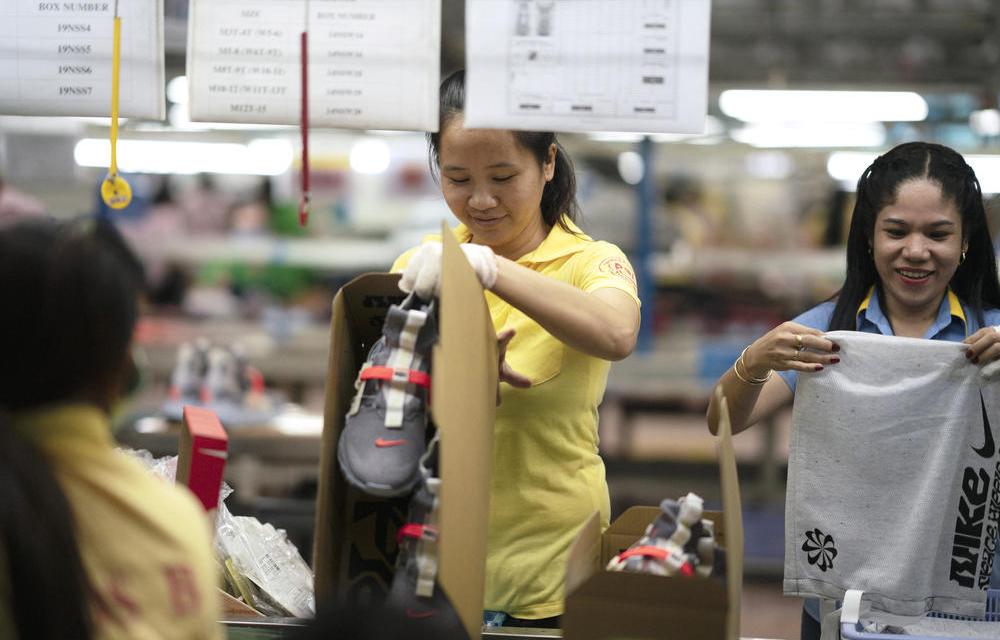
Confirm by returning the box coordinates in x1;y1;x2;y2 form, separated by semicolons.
337;440;423;498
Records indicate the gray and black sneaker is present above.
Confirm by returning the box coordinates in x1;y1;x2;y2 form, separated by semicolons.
385;436;468;639
607;493;722;577
203;345;243;404
337;292;437;497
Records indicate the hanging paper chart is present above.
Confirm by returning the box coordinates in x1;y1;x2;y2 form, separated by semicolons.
464;0;711;134
187;0;440;131
0;0;164;119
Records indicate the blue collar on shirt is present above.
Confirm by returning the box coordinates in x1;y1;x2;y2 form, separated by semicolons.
856;287;969;340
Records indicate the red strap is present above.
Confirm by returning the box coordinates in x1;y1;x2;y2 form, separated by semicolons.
617;545;668;561
616;546;696;577
397;523;437;544
360;366;431;389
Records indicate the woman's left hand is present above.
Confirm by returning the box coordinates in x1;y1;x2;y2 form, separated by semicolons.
497;328;531;405
964;326;1000;365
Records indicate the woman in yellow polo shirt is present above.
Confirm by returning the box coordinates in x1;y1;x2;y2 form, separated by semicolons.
0;218;222;640
393;70;641;627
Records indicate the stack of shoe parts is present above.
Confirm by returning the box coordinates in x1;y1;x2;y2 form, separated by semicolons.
338;292;437;498
606;493;723;578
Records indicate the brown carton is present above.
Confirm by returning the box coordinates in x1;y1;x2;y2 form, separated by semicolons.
563;391;744;640
313;225;496;639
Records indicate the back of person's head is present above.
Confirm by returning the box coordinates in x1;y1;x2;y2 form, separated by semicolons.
830;141;1000;329
427;69;581;231
0;217;143;640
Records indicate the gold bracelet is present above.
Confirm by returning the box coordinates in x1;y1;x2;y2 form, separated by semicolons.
733;346;771;385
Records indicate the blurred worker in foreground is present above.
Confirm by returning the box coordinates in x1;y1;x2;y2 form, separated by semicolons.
0;218;222;640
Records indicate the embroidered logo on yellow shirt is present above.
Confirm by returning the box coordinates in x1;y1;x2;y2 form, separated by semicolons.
598;256;636;287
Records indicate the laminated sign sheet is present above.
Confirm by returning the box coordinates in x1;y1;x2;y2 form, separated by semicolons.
187;0;440;131
0;0;164;118
465;0;711;133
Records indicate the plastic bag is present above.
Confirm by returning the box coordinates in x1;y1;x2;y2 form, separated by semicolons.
215;501;315;617
120;447;313;616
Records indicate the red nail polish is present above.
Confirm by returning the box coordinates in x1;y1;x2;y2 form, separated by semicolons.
966;350;974;359
831;357;840;364
832;344;841;353
815;365;824;371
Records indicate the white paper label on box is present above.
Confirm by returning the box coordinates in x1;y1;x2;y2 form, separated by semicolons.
465;0;711;134
0;0;164;119
187;0;440;131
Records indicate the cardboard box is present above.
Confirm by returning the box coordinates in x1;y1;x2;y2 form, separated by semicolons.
563;390;744;640
178;405;229;513
313;225;497;639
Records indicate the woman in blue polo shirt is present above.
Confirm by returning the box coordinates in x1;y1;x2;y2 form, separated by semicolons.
706;141;1000;639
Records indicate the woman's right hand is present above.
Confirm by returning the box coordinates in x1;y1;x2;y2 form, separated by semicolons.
742;322;841;377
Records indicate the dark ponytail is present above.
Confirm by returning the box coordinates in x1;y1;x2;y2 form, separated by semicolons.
0;414;93;639
515;133;580;230
0;217;142;639
428;69;581;232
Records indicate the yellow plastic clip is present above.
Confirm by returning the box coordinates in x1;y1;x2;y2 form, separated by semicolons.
101;11;131;210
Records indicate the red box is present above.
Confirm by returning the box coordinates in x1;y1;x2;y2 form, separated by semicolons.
178;405;229;512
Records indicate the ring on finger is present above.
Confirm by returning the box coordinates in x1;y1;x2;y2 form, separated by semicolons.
794;334;804;350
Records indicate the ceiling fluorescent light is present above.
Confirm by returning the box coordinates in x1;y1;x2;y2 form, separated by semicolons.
652;115;726;143
732;123;885;148
586;132;645;143
966;155;1000;194
720;90;928;124
970;109;1000;137
73;138;293;175
587;117;726;144
166;75;189;105
349;138;391;174
0;116;124;134
825;151;876;184
617;151;644;185
745;151;793;179
827;151;1000;194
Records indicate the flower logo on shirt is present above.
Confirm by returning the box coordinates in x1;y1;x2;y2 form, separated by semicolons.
598;257;637;288
802;528;838;572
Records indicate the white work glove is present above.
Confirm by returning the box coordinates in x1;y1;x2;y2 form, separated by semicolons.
399;241;498;298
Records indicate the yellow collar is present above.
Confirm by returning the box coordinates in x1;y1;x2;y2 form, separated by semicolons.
13;403;113;448
857;286;966;323
451;216;593;264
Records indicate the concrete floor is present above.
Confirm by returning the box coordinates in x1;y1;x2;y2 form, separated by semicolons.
741;580;805;640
